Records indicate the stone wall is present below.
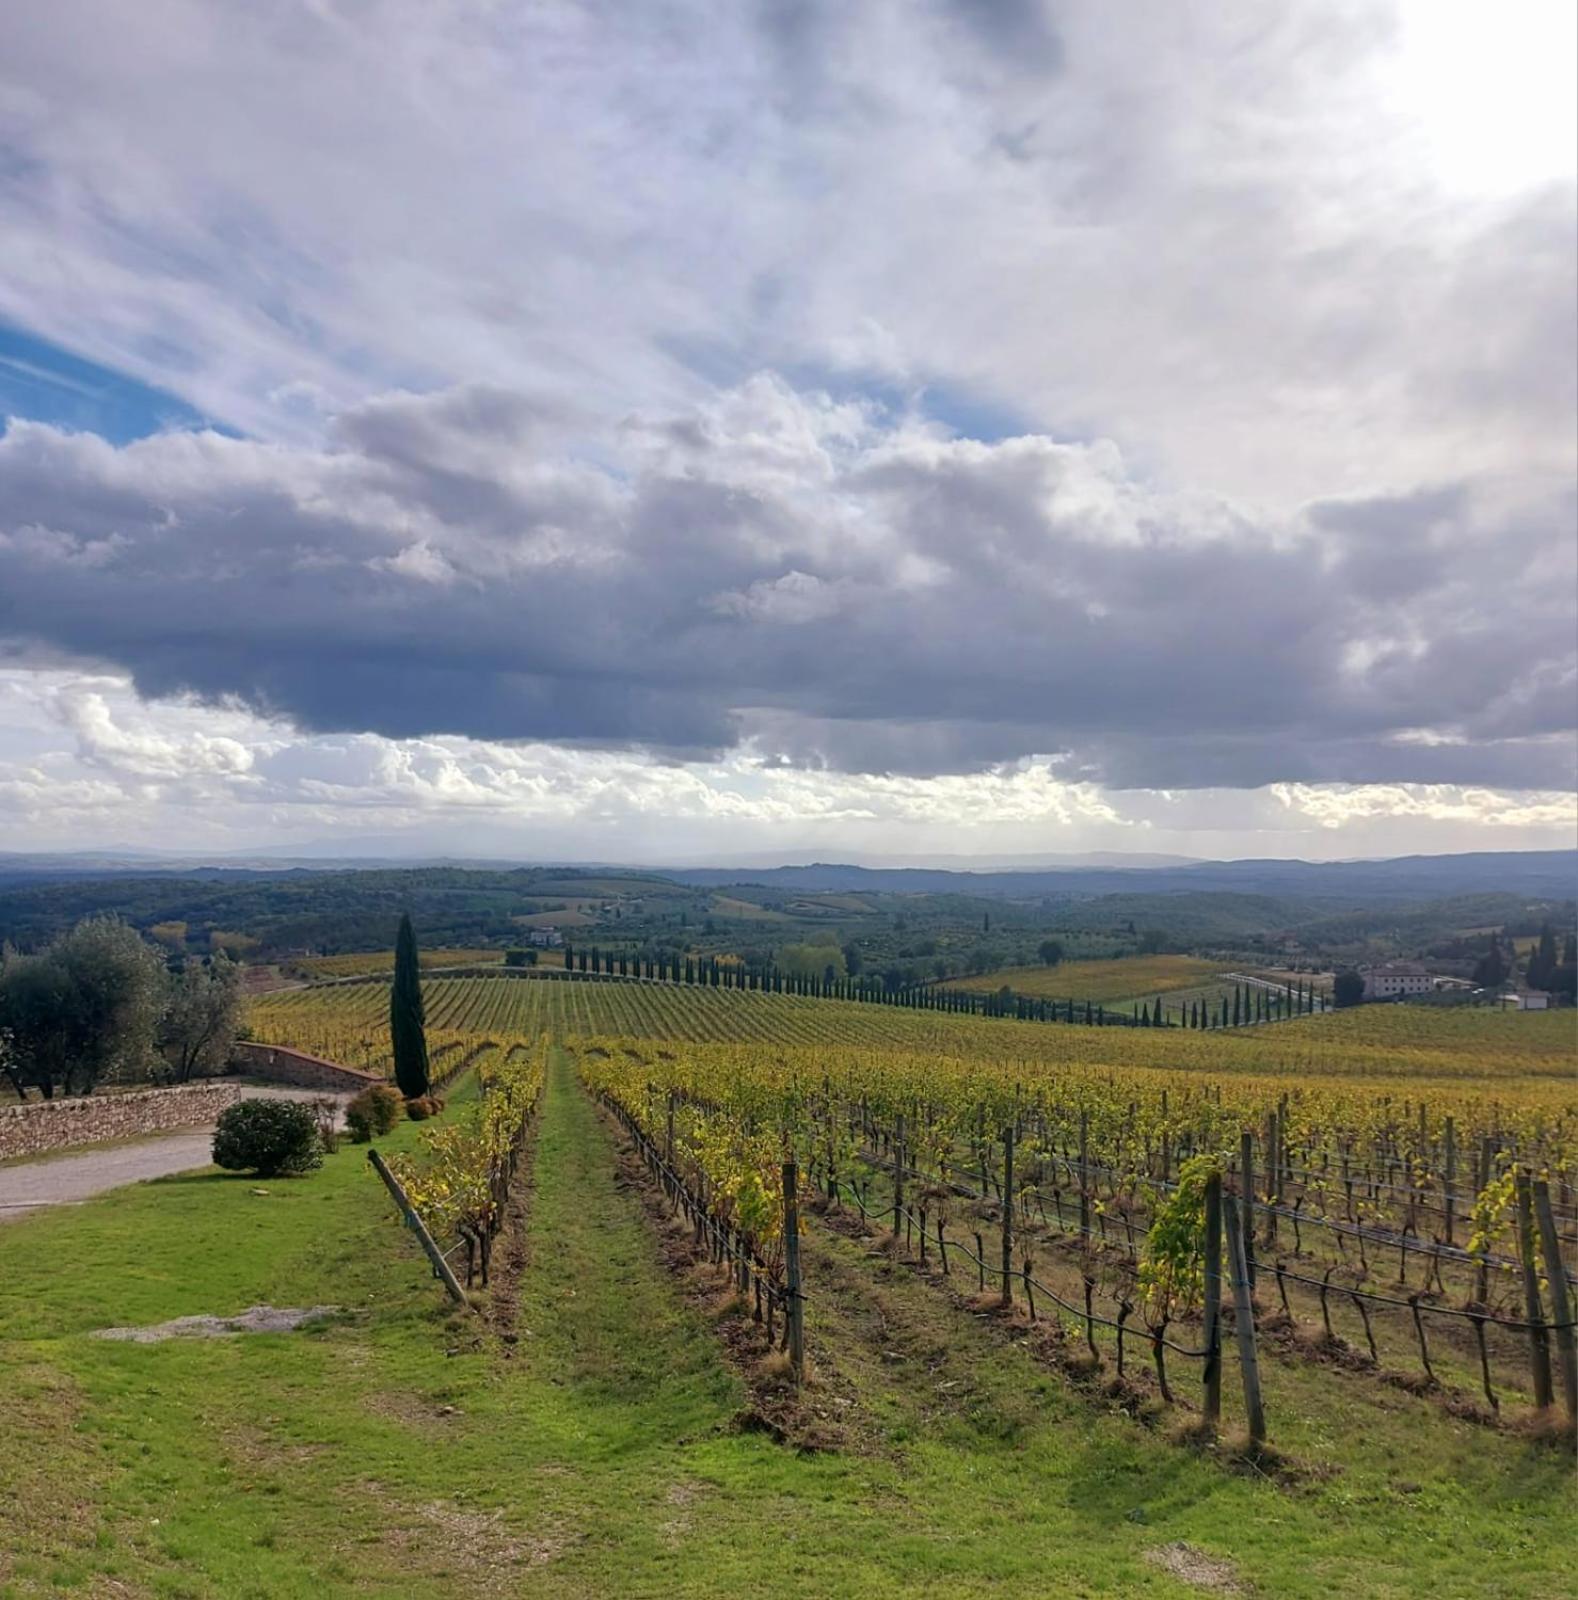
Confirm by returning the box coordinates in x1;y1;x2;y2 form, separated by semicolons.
0;1082;244;1161
230;1042;384;1093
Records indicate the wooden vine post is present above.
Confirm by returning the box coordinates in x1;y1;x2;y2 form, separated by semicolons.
1000;1122;1015;1308
1442;1116;1456;1246
1239;1129;1257;1292
368;1148;469;1306
1532;1177;1576;1423
1513;1170;1554;1410
1223;1192;1266;1446
893;1112;906;1237
1078;1108;1091;1243
1202;1169;1223;1431
782;1159;805;1382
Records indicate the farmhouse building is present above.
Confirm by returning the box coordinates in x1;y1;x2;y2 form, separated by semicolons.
1499;989;1550;1011
527;926;564;948
1359;961;1433;1000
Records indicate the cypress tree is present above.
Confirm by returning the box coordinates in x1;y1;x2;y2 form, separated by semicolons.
390;912;430;1100
1529;925;1558;990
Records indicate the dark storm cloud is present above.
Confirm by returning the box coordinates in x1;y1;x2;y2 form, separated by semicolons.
0;377;1573;790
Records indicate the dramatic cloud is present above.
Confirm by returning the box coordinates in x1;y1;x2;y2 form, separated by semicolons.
0;1;1572;854
1;670;1570;861
0;377;1573;793
1;2;1572;498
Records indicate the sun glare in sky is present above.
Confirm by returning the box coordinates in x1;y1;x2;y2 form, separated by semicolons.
1392;0;1578;193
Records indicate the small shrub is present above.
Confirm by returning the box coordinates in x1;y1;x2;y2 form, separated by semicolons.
404;1093;445;1121
310;1095;340;1154
344;1082;403;1142
212;1099;323;1178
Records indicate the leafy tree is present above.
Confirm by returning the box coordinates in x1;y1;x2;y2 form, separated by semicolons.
1332;969;1365;1009
1037;939;1064;967
841;943;863;977
390;913;430;1099
1137;927;1167;954
778;942;847;982
159;953;242;1082
0;917;166;1098
504;948;533;967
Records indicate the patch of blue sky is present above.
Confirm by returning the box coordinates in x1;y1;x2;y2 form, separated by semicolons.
0;323;227;443
656;334;1037;446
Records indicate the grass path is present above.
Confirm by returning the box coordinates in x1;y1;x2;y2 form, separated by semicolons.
1;1050;1572;1597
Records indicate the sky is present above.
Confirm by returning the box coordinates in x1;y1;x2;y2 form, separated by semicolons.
0;0;1574;866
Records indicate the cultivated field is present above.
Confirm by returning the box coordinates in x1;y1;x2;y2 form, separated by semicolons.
249;973;1574;1100
2;974;1571;1598
953;955;1226;1002
292;946;507;978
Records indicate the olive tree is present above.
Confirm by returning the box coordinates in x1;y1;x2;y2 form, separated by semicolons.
159;953;243;1081
0;918;166;1098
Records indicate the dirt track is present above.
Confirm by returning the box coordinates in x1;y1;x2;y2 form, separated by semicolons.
0;1086;353;1219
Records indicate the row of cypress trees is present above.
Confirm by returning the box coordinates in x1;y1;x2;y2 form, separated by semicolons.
555;942;1321;1031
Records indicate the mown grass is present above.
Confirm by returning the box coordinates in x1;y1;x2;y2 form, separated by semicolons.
1;1050;1572;1598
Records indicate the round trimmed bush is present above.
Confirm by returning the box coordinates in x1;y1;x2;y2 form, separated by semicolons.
344;1082;404;1142
212;1098;323;1177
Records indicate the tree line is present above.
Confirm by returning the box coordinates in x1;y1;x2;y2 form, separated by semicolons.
0;918;242;1100
556;942;1320;1029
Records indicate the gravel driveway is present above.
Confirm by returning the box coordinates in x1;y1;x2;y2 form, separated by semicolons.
0;1086;355;1220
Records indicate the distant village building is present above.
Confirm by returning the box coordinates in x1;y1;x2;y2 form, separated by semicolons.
1499;989;1550;1011
527;926;564;948
1359;961;1434;1000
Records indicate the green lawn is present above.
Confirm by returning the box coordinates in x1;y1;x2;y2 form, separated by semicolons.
0;1050;1571;1598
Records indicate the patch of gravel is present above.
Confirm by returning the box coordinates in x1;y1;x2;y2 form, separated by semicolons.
93;1304;339;1342
1145;1540;1246;1593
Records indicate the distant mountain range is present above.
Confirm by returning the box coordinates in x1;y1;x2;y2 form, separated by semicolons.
659;850;1578;903
0;847;1572;907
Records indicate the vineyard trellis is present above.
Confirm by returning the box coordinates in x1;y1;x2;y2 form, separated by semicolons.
252;974;1576;1433
575;1033;1578;1434
372;1035;548;1301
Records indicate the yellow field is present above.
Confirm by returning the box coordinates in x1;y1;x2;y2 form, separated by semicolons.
953;955;1223;1002
292;947;507;978
1265;1002;1574;1066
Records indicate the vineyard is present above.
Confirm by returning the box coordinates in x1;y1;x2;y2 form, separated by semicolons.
249;972;1575;1095
382;1035;547;1290
578;1031;1576;1421
247;972;1577;1443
